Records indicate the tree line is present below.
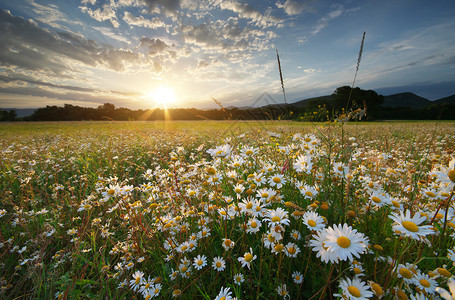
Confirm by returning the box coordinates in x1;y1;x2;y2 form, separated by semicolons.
2;86;454;121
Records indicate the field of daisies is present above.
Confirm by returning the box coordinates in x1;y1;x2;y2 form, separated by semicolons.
1;121;455;299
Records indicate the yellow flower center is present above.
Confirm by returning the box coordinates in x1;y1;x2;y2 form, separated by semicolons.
216;262;222;268
399;268;413;279
371;283;383;296
391;200;400;208
144;283;150;289
235;188;242;193
353;267;362;274
245;150;253;155
287;246;296;254
262;193;269;198
197;260;203;266
448;169;455;183
437;267;451;277
189;191;196;197
371;196;381;203
246;203;253;209
273;177;281;184
274;244;284;252
348;286;361;297
425;191;436;198
308;220;317;227
244;253;253;262
181;245;187;251
181;266;188;273
268;234;275;242
305;191;313;197
419;279;430;288
108;189;115;195
224;240;232;246
271;216;281;223
402;221;419;232
220;297;226;300
336;236;351;248
250;221;257;228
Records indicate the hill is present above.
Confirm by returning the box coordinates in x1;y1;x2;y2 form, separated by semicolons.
381;92;431;108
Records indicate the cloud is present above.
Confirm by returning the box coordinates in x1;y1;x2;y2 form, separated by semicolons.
79;4;119;28
276;0;309;16
312;4;344;35
219;0;282;28
0;9;148;74
123;11;169;30
142;0;181;16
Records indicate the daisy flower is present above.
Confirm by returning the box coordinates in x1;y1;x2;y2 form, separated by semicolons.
222;238;235;251
268;174;286;189
212;256;226;272
130;270;144;291
276;284;290;299
238;247;256;269
293;154;313;174
246;217;262;234
265;207;290;227
323;224;369;262
389;210;434;240
193;255;207;270
233;273;244;285
284;242;301;258
302;211;326;231
292;271;303;284
335;277;373;299
413;272;438;294
215;287;233;300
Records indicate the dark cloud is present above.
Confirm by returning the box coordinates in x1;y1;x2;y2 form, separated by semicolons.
0;9;142;74
142;0;180;16
139;37;170;54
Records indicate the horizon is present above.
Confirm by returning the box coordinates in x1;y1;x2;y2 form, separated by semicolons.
1;0;455;110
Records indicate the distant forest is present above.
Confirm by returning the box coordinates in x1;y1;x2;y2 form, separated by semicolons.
2;86;455;121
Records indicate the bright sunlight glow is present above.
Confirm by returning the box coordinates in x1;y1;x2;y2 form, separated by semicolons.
146;87;177;108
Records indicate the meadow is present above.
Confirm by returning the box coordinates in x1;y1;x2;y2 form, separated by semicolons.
0;120;454;299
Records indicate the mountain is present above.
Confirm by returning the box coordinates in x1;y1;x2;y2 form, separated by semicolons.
433;94;455;105
381;92;431;108
288;95;333;108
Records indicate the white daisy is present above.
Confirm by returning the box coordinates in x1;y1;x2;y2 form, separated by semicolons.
238;247;256;269
302;211;326;231
389;210;434;240
335;277;373;299
323;224;369;262
212;256;226;272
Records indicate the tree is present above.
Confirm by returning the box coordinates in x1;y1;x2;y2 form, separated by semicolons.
331;86;384;120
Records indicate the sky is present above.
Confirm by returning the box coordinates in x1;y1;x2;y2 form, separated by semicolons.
0;0;455;110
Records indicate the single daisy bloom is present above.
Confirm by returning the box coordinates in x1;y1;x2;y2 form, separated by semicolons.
389;210;434;240
293;154;313;174
335;277;373;299
265;207;290;227
413;271;438;294
130;270;145;291
233;273;244;285
323;224;369;262
268;174;287;189
396;262;418;284
238;247;256;269
222;238;235;251
292;271;303;284
193;254;207;270
212;256;226;271
246;217;262;234
284;242;301;258
276;284;290;299
302;211;326;231
215;287;233;300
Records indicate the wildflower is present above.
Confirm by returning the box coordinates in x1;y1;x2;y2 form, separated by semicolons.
172;289;181;297
246;217;262;234
207;144;232;158
233;273;244;285
284;242;300;258
290;229;301;241
323;224;369;262
265;207;290;227
302;211;325;231
0;209;6;218
277;284;290;299
212;256;226;271
193;254;207;270
309;230;339;263
238;247;256;269
215;287;233;300
268;174;286;189
390;210;434;240
396;262;417;284
292;271;303;284
222;238;235;251
335;277;373;299
130;270;144;291
413;272;438;294
293;154;313;174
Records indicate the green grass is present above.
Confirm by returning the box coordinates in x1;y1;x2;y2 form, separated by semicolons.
0;121;454;299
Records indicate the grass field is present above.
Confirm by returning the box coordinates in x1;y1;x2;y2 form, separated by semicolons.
1;120;455;299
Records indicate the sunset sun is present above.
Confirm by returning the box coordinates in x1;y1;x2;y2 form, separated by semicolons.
147;87;177;108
